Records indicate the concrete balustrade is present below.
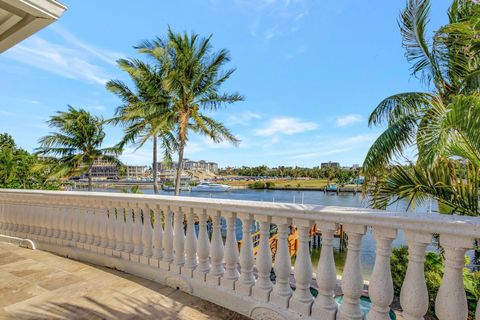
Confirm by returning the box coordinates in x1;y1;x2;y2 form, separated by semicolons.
0;189;479;320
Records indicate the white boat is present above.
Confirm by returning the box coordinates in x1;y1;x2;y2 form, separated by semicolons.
162;184;191;192
192;182;231;192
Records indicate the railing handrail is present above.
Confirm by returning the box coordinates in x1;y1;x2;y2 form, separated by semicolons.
1;189;479;239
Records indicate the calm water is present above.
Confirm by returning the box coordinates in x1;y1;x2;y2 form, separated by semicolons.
90;187;449;279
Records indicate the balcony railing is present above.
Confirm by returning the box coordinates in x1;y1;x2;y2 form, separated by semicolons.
0;189;479;320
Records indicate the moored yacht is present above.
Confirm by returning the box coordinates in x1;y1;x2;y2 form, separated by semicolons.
191;182;231;192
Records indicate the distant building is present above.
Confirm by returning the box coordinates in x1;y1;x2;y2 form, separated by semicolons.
321;161;340;169
125;165;147;180
86;159;119;179
158;159;218;173
352;164;360;169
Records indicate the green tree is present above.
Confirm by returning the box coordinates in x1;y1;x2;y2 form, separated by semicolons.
364;0;480;216
364;0;480;173
138;28;243;195
0;133;59;189
107;58;176;194
37;106;120;191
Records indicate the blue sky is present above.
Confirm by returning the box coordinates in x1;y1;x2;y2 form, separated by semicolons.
0;0;451;168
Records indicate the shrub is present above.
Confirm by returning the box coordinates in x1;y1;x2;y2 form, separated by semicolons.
248;181;266;189
391;246;479;319
265;181;275;189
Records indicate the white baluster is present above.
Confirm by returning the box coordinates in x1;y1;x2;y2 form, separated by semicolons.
123;207;134;258
193;209;210;282
0;201;4;231
93;209;103;248
184;208;198;277
173;206;185;274
100;209;109;248
17;204;25;235
160;206;174;270
93;210;102;253
141;205;153;263
46;208;54;239
53;206;62;242
19;203;25;235
252;216;273;302
10;203;17;235
476;300;479;320
86;209;95;247
26;205;33;236
132;207;143;259
64;206;73;242
270;217;293;309
41;204;49;239
152;206;163;261
435;234;473;320
71;207;80;243
107;207;116;250
366;227;397;320
206;211;224;285
400;231;431;320
290;219;314;316
237;213;255;295
78;208;87;245
0;202;5;232
59;206;67;242
115;207;125;252
221;211;239;290
311;222;338;320
337;224;366;320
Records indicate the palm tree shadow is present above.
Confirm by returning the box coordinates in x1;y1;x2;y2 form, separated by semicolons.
11;294;247;320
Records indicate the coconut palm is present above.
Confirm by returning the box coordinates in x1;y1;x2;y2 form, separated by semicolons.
37;106;120;191
367;94;480;215
107;58;176;194
138;28;243;195
364;0;480;173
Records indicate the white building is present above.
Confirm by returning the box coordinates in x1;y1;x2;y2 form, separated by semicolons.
158;159;219;173
125;165;147;180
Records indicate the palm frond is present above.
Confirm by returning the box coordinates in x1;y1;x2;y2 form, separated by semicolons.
363;115;417;173
399;0;444;88
368;92;430;127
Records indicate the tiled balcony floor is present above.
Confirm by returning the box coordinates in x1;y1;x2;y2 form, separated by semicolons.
0;242;248;320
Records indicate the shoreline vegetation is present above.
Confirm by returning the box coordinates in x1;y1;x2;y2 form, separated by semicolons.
69;178;363;192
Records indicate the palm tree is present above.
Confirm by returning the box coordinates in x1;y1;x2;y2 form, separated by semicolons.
364;0;480;173
363;0;480;216
137;28;244;195
37;106;120;191
107;58;176;194
367;94;480;215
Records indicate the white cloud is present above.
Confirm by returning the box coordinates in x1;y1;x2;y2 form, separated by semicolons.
51;25;123;65
254;117;317;136
264;25;280;40
235;0;309;39
0;110;14;116
226;111;261;126
4;31;116;85
334;114;362;127
336;134;375;146
285;45;307;59
185;142;204;154
234;0;308;15
120;147;152;166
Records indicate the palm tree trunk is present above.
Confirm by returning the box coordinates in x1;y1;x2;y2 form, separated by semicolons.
153;135;159;194
174;140;186;196
88;167;93;191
